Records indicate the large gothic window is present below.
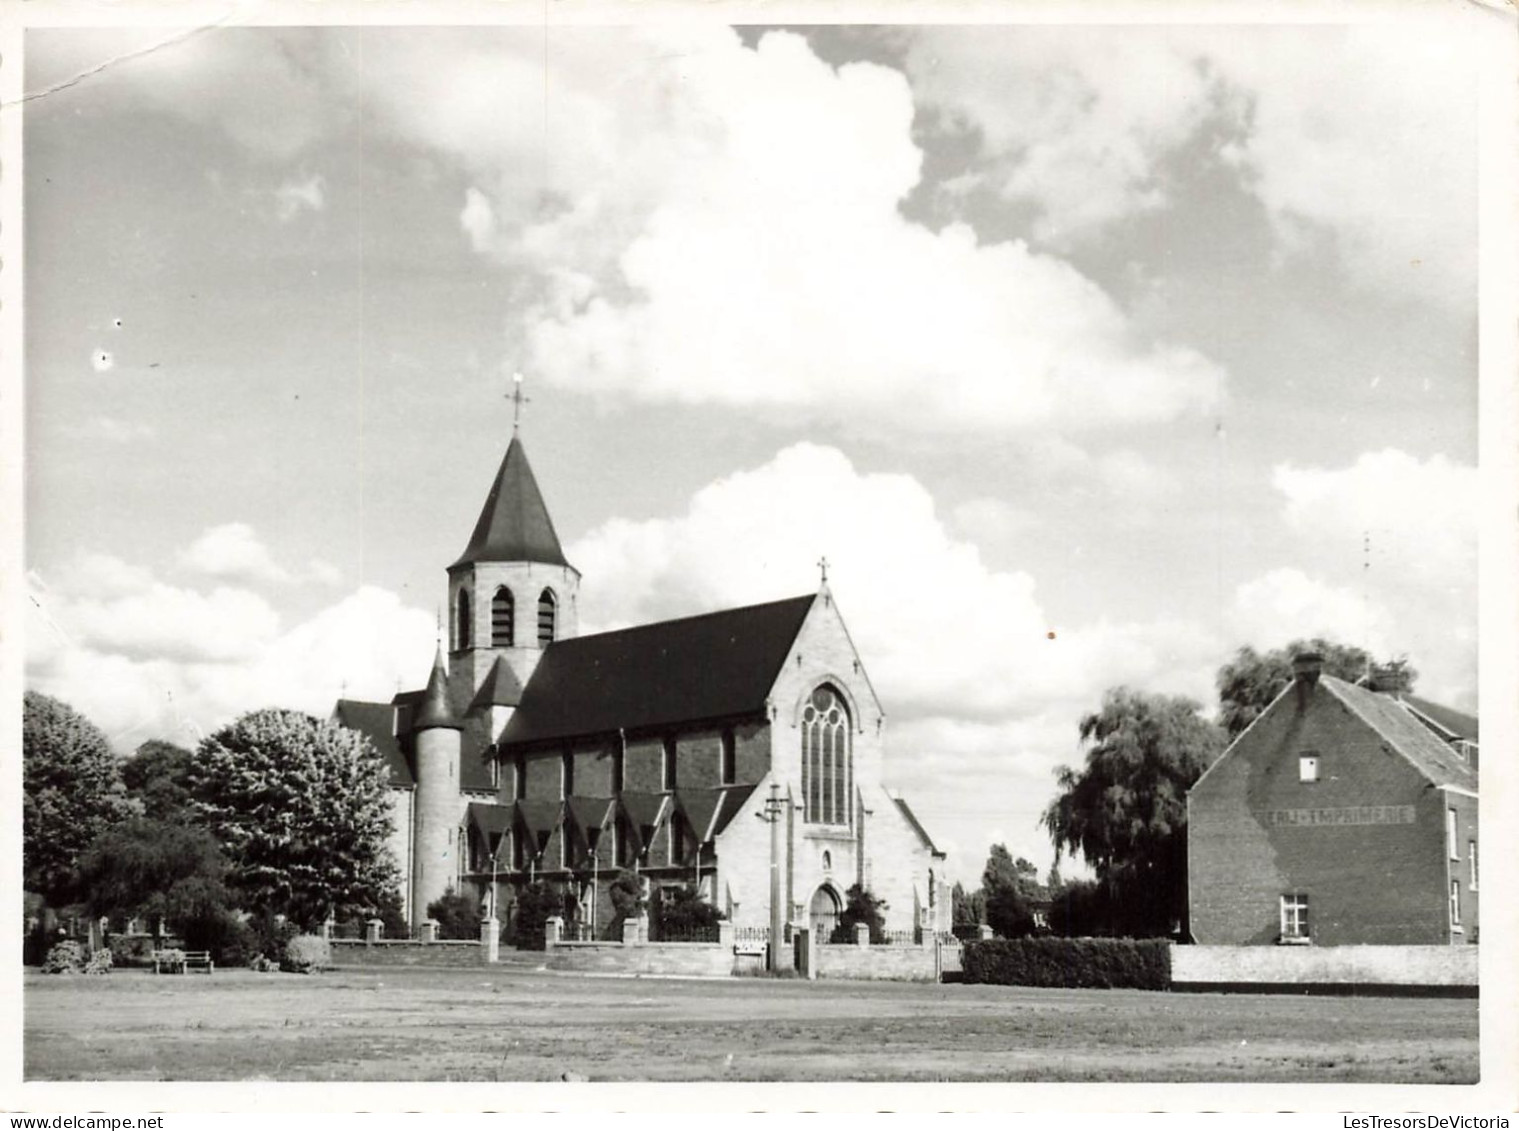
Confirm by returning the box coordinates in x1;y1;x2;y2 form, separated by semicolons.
802;685;852;826
537;588;557;645
456;590;472;650
491;587;514;647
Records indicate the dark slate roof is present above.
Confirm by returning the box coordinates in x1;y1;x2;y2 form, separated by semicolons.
499;594;818;748
414;648;460;731
893;796;945;856
515;798;563;844
333;699;414;787
466;801;513;839
675;784;759;843
469;656;524;711
1398;694;1479;743
458;713;498;793
1325;677;1478;791
451;435;572;570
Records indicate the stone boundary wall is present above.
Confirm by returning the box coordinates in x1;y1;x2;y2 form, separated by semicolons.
544;940;738;977
1171;944;1478;993
330;939;484;968
813;941;941;982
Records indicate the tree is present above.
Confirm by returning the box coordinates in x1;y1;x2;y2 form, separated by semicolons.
1217;639;1417;739
427;888;482;940
651;885;721;939
185;709;400;929
950;881;985;929
76;818;230;938
23;692;132;905
122;739;196;821
981;845;1037;938
1042;688;1225;937
833;883;888;943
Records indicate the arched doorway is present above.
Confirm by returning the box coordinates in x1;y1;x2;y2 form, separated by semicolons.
809;885;842;942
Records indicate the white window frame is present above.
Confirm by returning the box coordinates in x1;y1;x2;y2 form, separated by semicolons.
1447;807;1460;860
1298;755;1319;783
1279;892;1310;943
1449;880;1462;929
1469;839;1478;891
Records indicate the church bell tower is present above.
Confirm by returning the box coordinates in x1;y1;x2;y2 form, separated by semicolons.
446;429;580;713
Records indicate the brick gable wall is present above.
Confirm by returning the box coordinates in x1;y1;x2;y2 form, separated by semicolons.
1189;680;1463;945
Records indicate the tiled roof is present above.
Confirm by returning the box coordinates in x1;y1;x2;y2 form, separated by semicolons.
1325;677;1478;791
451;435;572;570
465;801;513;839
1398;694;1478;743
333;699;413;787
499;595;817;748
469;657;524;711
414;647;459;731
674;784;760;843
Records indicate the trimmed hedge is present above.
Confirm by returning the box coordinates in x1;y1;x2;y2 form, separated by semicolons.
961;937;1171;990
280;934;333;974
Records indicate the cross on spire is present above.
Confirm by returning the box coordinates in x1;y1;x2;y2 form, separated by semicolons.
508;371;531;431
817;556;830;586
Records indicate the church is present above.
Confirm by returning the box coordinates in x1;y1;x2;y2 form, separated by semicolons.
333;424;948;942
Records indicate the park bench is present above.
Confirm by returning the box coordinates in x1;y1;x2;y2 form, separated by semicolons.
153;949;213;974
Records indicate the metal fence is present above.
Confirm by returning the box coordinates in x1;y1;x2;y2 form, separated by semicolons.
733;926;769;947
650;921;721;943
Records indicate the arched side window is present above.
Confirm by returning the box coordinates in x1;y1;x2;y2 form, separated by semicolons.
491;587;514;647
456;590;473;650
801;685;852;826
537;588;557;646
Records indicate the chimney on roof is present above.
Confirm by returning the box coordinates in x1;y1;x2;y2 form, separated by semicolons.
1292;651;1323;709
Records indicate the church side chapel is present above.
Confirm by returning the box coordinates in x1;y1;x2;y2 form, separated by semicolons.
333;406;947;942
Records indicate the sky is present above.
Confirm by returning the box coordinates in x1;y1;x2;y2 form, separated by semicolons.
21;8;1491;884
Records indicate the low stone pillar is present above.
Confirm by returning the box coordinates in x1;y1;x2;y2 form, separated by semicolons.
365;918;384;943
545;916;564;949
621;916;640;946
854;922;871;948
977;923;994;941
480;917;499;964
419;919;439;943
718;920;735;949
321;917;335;941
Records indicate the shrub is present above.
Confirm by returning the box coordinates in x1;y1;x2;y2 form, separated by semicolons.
280;934;332;974
651;885;721;940
960;937;1171;990
181;907;257;967
831;884;887;944
509;883;562;951
427;888;482;940
83;948;113;975
246;912;299;968
41;939;87;974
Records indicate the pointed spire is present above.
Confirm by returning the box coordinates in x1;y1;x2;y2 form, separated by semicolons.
414;644;461;731
451;435;571;570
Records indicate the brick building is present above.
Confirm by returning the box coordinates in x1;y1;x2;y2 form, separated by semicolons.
1188;653;1478;946
334;430;947;939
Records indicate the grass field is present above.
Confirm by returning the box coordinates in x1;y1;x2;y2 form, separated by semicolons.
23;966;1478;1083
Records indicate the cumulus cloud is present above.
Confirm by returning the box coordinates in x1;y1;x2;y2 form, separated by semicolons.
1226;449;1477;706
178;523;294;585
26;563;435;750
568;442;1224;871
905;22;1477;305
516;31;1220;436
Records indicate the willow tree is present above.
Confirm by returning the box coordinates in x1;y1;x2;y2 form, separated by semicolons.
1041;688;1224;936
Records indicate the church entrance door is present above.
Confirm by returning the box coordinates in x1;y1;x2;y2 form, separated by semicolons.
809;885;841;942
